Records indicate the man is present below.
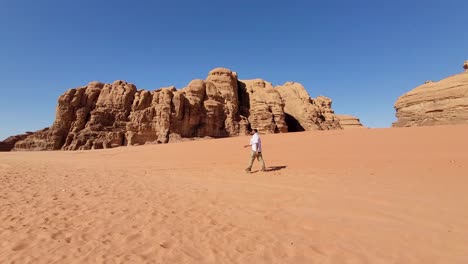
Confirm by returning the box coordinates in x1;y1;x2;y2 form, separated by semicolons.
244;129;266;173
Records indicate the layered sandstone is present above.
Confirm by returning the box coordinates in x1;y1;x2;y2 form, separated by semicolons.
393;62;468;127
9;68;346;151
336;115;365;129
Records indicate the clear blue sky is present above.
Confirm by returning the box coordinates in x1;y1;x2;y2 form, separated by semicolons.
1;0;467;140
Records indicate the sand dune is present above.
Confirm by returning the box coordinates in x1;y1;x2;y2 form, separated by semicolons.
1;125;468;263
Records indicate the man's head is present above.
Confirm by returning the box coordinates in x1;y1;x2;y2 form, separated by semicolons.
250;129;258;135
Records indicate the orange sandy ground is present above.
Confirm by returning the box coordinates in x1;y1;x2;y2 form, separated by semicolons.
1;125;467;263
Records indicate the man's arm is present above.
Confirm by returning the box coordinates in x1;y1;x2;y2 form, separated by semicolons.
243;143;258;150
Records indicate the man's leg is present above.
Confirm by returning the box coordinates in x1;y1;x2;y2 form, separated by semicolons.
245;151;256;172
258;153;266;171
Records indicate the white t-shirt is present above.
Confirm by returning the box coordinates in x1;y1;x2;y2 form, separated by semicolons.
250;133;262;152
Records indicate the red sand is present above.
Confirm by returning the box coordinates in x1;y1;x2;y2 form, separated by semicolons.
1;125;467;263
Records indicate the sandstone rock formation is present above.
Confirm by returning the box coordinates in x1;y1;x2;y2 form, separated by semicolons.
336;115;365;129
9;68;348;151
276;82;340;131
0;132;34;151
393;61;468;127
239;79;288;134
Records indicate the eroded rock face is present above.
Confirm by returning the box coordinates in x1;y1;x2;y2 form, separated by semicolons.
313;96;341;130
205;68;240;137
0;132;34;151
126;87;175;146
12;128;57;150
239;79;288;134
59;80;136;151
393;62;468;127
276;82;341;131
11;68;347;151
336;115;365;129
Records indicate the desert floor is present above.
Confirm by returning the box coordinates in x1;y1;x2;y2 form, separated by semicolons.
1;125;467;264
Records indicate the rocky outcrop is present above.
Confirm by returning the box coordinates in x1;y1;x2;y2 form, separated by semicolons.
126;86;174;145
206;68;240;137
276;82;341;131
313;96;341;130
336;115;365;129
393;61;468;127
0;132;34;151
239;79;288;134
12;128;57;151
10;68;346;151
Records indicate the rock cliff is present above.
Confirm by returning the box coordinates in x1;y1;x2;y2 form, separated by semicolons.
8;68;349;151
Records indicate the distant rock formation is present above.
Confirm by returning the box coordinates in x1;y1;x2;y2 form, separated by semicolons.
393;61;468;127
0;132;34;151
336;115;365;129
6;68;354;151
276;82;340;131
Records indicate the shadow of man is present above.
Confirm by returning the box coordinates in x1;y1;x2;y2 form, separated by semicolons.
264;165;287;172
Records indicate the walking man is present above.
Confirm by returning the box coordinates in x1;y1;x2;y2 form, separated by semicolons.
244;129;266;173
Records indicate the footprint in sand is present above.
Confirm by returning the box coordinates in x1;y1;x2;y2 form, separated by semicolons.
159;241;172;249
51;232;61;240
126;233;142;242
11;242;29;251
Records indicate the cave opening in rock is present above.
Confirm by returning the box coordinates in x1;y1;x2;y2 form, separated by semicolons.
285;113;305;132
